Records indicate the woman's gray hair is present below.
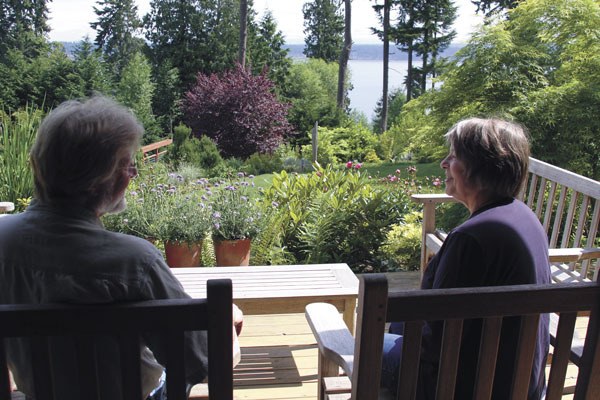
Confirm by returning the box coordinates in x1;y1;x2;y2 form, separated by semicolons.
30;96;143;210
445;118;530;198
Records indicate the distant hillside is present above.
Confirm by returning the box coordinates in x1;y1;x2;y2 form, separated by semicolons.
59;41;463;62
285;43;464;61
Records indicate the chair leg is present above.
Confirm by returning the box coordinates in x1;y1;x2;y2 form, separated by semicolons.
318;352;341;400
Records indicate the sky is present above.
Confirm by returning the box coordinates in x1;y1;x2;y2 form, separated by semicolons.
47;0;483;44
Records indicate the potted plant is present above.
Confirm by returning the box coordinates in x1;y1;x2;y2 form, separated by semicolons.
210;173;262;266
156;182;212;268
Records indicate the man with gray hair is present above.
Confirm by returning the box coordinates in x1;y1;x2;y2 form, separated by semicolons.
0;96;208;400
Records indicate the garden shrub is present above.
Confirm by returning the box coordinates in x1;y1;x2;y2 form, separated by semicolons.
380;211;423;272
243;151;284;175
301;122;380;165
262;163;419;272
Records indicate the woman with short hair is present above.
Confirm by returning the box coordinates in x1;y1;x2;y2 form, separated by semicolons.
381;118;550;399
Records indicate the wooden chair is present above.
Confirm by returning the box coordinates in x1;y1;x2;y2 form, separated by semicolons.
306;274;600;400
0;279;234;400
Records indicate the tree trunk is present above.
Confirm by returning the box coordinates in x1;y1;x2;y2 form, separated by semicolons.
337;0;352;110
381;0;391;132
406;40;413;101
238;0;248;67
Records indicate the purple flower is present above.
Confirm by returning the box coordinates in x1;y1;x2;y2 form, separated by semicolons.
237;172;245;178
212;212;222;219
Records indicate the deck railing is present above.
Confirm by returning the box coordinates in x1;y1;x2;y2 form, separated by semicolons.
140;138;173;162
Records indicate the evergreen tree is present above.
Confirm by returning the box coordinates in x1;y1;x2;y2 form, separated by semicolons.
73;37;112;96
91;0;143;79
116;52;160;143
247;11;292;89
337;0;351;110
302;0;344;62
0;0;50;59
472;0;519;16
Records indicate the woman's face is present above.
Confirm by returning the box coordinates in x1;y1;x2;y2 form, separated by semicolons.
440;148;476;206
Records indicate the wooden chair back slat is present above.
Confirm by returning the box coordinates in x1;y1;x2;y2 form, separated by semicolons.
510;315;540;398
1;279;233;400
165;331;187;400
0;342;9;400
546;312;577;400
473;316;502;400
574;308;600;399
435;320;462;400
207;278;234;400
31;337;53;400
75;335;100;400
351;274;387;400
396;321;423;400
118;333;142;400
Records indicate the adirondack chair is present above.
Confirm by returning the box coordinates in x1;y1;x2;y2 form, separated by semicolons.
412;158;600;283
0;279;234;400
306;274;600;400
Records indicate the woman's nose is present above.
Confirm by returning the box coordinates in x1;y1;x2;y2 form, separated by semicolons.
440;157;448;169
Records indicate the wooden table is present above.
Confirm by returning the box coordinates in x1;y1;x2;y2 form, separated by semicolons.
172;263;359;331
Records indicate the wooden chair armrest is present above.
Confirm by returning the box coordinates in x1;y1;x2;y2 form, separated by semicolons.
0;202;15;213
581;248;600;259
549;248;600;263
305;303;355;377
549;248;585;263
410;193;456;205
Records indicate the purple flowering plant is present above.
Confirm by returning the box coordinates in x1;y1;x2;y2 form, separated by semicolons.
210;172;263;241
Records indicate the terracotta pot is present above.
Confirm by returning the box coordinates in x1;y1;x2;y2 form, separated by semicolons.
164;240;202;268
213;239;251;266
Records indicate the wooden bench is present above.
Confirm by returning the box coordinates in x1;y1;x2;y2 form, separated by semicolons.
306;274;600;400
1;279;234;400
412;157;600;283
141;138;173;162
172;263;359;331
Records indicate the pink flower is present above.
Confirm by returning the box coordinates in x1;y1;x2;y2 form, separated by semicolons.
346;161;353;168
395;169;401;175
433;178;442;187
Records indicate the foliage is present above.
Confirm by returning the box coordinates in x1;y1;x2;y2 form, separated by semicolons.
182;64;292;159
0;0;50;59
102;163;211;242
281;59;345;145
116;52;161;144
302;122;380;165
247;10;292;90
372;87;406;133
0;105;41;208
242;152;284;176
91;0;143;79
302;0;344;62
393;0;600;178
379;211;422;271
262;162;434;272
72;37;112;97
210;173;264;241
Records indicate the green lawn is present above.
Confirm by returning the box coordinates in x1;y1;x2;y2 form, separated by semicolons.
360;161;443;179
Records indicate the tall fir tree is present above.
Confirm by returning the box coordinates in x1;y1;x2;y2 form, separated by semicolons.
73;37;112;97
91;0;143;80
302;0;344;62
0;0;50;59
247;11;292;90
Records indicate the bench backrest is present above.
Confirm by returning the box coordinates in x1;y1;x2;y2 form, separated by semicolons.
0;279;233;400
352;274;600;400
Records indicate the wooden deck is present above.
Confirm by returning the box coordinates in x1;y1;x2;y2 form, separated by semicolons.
190;271;582;400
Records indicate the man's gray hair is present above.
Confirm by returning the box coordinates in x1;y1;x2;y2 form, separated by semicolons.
30;96;143;210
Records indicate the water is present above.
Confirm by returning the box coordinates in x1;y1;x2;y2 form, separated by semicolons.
348;59;409;121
